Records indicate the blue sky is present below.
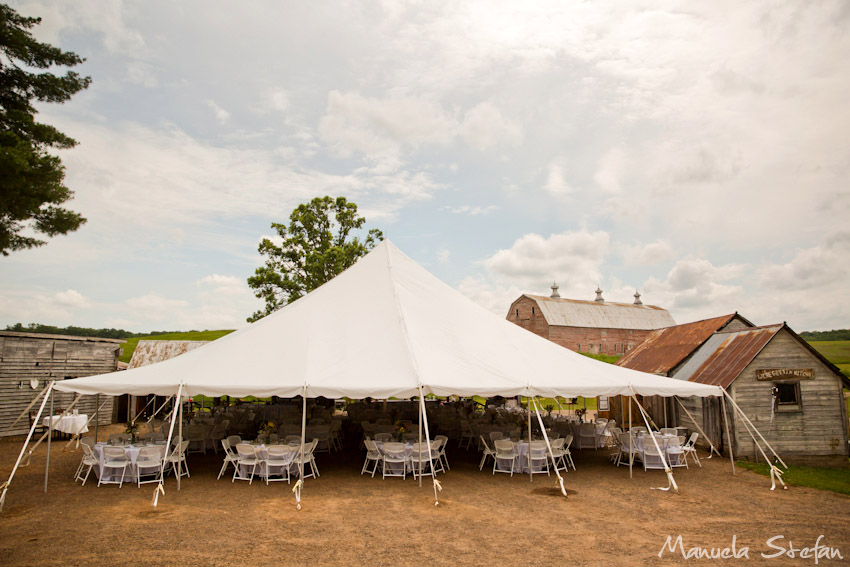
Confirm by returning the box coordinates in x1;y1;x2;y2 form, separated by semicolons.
3;1;849;333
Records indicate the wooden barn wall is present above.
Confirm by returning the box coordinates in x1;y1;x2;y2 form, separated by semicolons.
506;297;550;339
731;330;848;462
0;335;120;437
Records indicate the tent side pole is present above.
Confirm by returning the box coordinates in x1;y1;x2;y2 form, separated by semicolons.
44;385;54;493
674;396;721;457
0;381;55;512
94;394;99;442
663;397;668;428
721;388;787;469
532;396;567;498
527;396;532;482
177;392;183;490
720;394;735;475
295;389;307;511
153;385;183;507
418;393;423;487
629;396;635;478
631;391;679;494
417;387;440;505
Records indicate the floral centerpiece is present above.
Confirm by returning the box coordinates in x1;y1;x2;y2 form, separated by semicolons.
124;420;139;443
575;408;587;422
394;421;408;441
258;420;276;443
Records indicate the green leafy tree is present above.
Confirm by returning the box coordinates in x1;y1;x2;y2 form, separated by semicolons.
247;196;383;322
0;3;91;255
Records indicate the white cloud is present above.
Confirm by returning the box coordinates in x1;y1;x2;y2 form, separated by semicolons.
318;90;456;156
260;88;291;113
543;161;574;197
620;240;674;267
53;289;91;309
204;99;231;124
437;249;451;264
197;274;248;297
459;102;523;151
126;294;189;318
444;205;498;216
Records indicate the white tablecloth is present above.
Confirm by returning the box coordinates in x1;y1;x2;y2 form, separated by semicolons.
93;443;165;481
512;442;549;473
43;414;88;435
235;443;299;478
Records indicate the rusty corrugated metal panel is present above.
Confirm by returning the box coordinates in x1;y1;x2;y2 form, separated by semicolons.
527;294;676;330
617;314;738;374
688;325;783;388
127;340;209;369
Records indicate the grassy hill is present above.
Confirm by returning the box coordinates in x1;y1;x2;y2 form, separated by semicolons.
119;330;235;363
808;340;850;377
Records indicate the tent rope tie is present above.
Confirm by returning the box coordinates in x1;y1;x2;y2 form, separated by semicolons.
152;483;165;507
769;465;787;491
433;478;442;492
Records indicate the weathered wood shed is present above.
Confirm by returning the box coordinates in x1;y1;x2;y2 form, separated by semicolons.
621;321;850;466
0;331;122;437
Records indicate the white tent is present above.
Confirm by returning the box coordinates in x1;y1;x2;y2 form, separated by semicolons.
5;241;789;513
53;240;721;401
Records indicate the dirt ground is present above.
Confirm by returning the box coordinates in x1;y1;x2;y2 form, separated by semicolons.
0;429;848;567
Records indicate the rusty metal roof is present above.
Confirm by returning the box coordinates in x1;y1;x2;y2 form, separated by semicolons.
673;325;784;388
127;340;210;369
616;314;741;375
524;294;675;330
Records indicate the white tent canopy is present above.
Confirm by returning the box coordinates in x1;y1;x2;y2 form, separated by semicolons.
55;240;721;400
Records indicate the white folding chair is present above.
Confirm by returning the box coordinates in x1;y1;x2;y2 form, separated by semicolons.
434;435;450;471
361;439;383;477
682;432;702;467
135;446;164;487
265;445;294;484
492;439;517;476
74;442;98;486
528;441;550;476
98;446;130;487
165;440;191;479
666;436;686;468
232;444;259;484
217;438;239;480
642;445;666;471
479;435;496;471
381;442;408;480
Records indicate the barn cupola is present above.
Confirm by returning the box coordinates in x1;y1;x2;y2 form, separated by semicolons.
634;291;643;305
594;286;604;303
550;282;560;298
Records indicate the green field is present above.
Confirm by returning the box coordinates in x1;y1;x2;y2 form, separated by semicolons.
808;340;850;376
736;461;850;495
119;330;235;363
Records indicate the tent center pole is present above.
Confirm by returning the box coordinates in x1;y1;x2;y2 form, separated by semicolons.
527;396;532;482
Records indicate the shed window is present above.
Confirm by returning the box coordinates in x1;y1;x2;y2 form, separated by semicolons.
774;382;801;410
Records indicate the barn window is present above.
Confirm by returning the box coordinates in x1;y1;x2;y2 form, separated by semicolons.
774;382;801;410
531;307;535;315
515;309;519;317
